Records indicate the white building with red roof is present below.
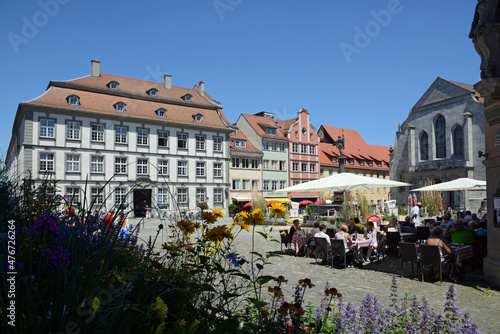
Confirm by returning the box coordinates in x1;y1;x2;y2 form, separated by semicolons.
6;60;233;217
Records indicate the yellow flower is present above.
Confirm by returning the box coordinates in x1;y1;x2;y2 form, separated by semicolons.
268;202;287;218
212;208;224;218
239;211;249;219
280;231;287;236
150;297;168;319
201;211;217;224
238;221;250;232
155;321;167;334
197;203;209;210
177;319;187;330
206;225;233;242
91;297;100;314
241;208;265;226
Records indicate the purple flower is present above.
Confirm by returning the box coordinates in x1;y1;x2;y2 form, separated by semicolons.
44;246;70;268
32;214;59;234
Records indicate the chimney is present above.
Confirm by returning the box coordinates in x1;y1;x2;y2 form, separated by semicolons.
199;81;205;96
164;74;172;90
91;59;100;78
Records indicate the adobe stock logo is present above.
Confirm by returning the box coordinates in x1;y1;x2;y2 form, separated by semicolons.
7;0;71;54
339;0;406;63
213;0;243;22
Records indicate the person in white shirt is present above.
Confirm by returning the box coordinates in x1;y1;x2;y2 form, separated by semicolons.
314;224;331;264
410;202;422;227
440;214;453;229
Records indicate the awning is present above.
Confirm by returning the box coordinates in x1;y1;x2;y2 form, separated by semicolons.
232;196;253;202
264;197;291;203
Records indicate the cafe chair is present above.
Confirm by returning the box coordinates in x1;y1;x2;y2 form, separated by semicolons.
386;231;401;254
313;237;333;267
419;244;452;283
399;242;422;280
375;232;385;261
331;239;348;269
405;228;417;242
279;230;289;252
326;229;336;238
416;226;431;243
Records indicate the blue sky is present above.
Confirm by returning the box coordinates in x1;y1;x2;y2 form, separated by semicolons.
0;0;480;160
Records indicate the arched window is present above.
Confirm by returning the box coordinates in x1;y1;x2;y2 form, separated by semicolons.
420;131;428;160
453;125;464;156
435;115;446;158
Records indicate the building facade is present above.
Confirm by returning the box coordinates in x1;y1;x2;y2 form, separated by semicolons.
229;125;263;204
275;108;320;202
6;60;233;217
389;77;486;211
235;112;290;202
318;125;391;205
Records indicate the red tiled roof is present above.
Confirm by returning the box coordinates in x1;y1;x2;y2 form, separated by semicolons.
318;126;390;171
23;73;231;131
241;114;288;140
229;126;262;154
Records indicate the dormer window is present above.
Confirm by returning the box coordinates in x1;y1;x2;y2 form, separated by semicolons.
108;81;119;90
156;108;166;118
147;88;158;96
193;113;203;123
368;161;373;166
332;157;337;163
376;161;382;167
265;128;277;136
114;102;126;112
234;140;247;148
182;94;193;102
359;160;365;166
67;95;80;106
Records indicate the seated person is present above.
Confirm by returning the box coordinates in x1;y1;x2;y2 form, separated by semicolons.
400;215;415;231
383;217;400;232
288;219;304;242
334;224;355;266
347;218;362;236
463;210;473;223
314;224;331;264
328;218;338;234
444;219;478;245
469;221;487;237
426;226;452;280
439;214;453;229
306;221;321;249
353;217;365;231
363;221;378;263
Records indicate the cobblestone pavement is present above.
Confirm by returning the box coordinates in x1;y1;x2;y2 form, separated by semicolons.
131;217;500;333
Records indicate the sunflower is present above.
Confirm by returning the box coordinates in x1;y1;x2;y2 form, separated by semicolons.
212;208;224;218
197;203;209;210
201;211;217;224
268;202;287;218
241;208;265;225
237;221;250;232
205;225;233;242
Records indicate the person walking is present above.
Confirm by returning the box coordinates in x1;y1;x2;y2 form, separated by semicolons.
410;202;422;227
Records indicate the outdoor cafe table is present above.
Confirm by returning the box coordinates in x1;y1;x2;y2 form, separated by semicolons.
349;239;376;262
400;232;415;241
290;235;308;255
416;244;474;267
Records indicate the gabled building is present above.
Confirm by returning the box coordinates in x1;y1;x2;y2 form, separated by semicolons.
229;125;263;204
235;112;290;203
6;60;233;216
274;108;320;202
318;125;391;204
389;77;485;211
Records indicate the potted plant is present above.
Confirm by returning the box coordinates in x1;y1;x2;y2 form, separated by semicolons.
228;203;238;217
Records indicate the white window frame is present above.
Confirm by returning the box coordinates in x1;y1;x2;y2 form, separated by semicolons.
91;124;104;142
177;133;187;149
115;187;127;206
262;141;269;150
196;161;206;177
309;145;315;155
263;180;270;191
251;159;259;169
271;181;278;191
196;188;207;203
252;180;259;190
40;119;55;138
242;180;250;190
137;158;148;175
241;158;249;169
65;186;80;205
263;160;269;170
40;152;54;172
66;121;80;140
158;188;169;206
91;187;104;205
232;179;240;190
68;95;79;106
301;163;307;172
66;154;80;173
232;157;240;168
301;144;307;154
158;159;168;175
292;162;299;171
115;126;127;144
310;163;316;172
177;160;187;176
158;130;169;147
177;188;188;204
115;157;127;174
292;143;298;153
213;136;223;152
280;180;286;189
91;155;104;173
266;128;276;136
213;188;223;203
280;143;286;151
196;135;206;150
137;129;149;146
214;162;222;177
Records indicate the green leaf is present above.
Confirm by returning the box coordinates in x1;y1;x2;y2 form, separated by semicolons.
256;231;268;239
250;251;263;258
232;272;251;280
256;275;274;285
266;252;282;258
256;263;264;270
246;297;267;309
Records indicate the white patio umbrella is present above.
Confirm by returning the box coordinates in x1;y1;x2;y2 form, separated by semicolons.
278;173;412;222
410;178;486;211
